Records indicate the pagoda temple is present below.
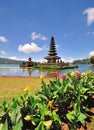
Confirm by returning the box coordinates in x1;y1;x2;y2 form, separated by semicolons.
44;36;61;63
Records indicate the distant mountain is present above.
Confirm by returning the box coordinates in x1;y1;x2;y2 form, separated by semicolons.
0;57;22;64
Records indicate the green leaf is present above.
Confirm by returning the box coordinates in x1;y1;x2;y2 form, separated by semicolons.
13;121;22;130
2;120;8;130
40;105;47;120
9;98;18;110
32;117;41;124
66;111;76;122
29;97;39;110
38;94;49;101
11;109;16;125
77;113;86;126
0;124;3;130
52;111;61;124
62;81;69;94
35;122;45;130
81;88;89;94
53;84;61;91
11;106;21;125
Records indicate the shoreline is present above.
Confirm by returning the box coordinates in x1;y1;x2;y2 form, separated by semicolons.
0;75;52;78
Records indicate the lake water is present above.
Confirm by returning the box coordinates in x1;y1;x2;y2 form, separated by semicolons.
0;64;94;77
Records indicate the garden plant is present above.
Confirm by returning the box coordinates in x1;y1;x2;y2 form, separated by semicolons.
0;70;94;130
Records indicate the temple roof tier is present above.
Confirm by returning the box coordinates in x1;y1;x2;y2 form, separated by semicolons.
44;56;61;59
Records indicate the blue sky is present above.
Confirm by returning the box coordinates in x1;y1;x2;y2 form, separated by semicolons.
0;0;94;63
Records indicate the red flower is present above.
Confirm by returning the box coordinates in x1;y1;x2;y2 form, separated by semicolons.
62;74;66;80
77;73;81;79
53;73;59;78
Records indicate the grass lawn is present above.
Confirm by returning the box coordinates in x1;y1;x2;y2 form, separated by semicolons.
0;76;51;104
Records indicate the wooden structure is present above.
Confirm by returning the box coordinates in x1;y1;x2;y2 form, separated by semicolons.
44;36;61;63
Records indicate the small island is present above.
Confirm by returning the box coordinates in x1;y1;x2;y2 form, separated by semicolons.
20;36;78;69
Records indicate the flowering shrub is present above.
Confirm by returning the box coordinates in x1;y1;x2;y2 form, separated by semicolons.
0;70;94;130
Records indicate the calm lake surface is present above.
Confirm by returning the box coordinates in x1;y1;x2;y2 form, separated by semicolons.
0;64;94;77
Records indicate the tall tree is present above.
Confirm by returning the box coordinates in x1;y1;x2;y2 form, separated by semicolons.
89;56;94;64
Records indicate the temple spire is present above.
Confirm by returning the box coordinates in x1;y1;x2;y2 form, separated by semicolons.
44;36;61;63
48;36;57;56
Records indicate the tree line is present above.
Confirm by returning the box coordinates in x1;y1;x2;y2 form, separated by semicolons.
0;56;94;64
73;56;94;64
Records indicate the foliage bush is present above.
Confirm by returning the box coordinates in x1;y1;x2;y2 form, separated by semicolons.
0;70;94;130
90;56;94;64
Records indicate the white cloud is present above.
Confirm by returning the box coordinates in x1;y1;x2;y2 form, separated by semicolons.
61;57;74;63
89;51;94;57
31;32;47;40
18;42;45;54
20;58;27;61
36;58;47;63
83;8;94;26
66;58;74;63
9;56;27;61
0;36;8;43
0;50;7;55
61;58;65;62
56;44;59;48
86;31;94;35
9;56;18;60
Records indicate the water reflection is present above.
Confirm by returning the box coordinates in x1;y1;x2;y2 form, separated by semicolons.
27;68;32;76
0;64;94;76
20;64;94;77
0;67;20;76
21;68;46;76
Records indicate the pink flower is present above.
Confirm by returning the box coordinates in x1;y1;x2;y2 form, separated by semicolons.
53;73;59;78
62;74;66;80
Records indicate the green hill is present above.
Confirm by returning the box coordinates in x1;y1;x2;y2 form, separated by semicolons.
0;57;22;64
